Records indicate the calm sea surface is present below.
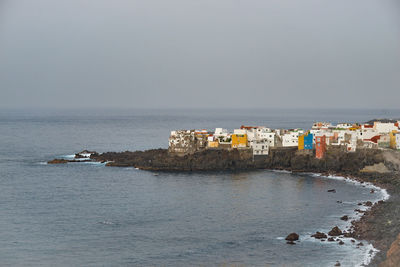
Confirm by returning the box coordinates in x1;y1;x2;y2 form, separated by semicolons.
0;108;397;266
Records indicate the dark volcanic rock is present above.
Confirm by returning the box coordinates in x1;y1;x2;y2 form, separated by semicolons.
285;233;299;241
338;240;345;245
343;232;355;238
85;146;386;173
328;237;335;242
311;232;327;239
328;226;343;236
335;261;341;266
370;189;375;194
340;215;349;221
286;241;296;245
365;201;373;207
48;159;68;164
327;189;336;193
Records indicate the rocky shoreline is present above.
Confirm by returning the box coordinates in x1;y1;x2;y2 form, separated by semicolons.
48;148;400;266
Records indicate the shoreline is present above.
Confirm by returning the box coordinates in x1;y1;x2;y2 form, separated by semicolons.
305;171;390;266
48;148;400;266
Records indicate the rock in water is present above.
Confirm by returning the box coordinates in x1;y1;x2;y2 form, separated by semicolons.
327;189;336;193
365;201;373;207
47;159;68;164
285;233;299;241
335;261;341;266
286;241;296;245
311;232;327;239
328;226;343;236
338;240;344;245
340;215;349;221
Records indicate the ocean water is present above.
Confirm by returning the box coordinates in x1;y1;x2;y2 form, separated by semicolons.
0;108;397;266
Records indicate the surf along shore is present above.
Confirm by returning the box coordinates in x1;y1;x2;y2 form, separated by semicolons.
49;147;400;266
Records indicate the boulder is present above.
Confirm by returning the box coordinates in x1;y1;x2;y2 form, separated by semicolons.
364;201;373;207
328;226;343;236
335;261;341;266
327;189;336;193
338;240;344;245
340;215;349;221
328;237;335;242
311;232;327;239
285;233;299;241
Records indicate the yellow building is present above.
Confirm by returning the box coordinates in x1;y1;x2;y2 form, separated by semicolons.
231;134;248;148
298;134;304;150
390;130;398;149
207;141;219;148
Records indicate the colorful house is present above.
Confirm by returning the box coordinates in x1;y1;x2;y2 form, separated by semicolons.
315;135;326;159
231;134;248;148
390;131;398;149
298;133;313;150
298;134;304;150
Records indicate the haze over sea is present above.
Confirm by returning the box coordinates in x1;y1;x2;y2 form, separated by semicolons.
0;108;397;266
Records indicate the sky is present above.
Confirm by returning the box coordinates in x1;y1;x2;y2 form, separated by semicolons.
0;0;399;109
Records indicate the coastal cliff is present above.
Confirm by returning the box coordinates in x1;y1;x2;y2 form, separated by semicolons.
90;147;385;174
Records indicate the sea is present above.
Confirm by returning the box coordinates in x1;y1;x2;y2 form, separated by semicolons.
0;108;397;267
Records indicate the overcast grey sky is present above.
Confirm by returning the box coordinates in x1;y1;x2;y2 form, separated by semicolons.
0;0;399;109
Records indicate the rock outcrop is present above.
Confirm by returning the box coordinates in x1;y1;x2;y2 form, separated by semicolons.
285;233;299;241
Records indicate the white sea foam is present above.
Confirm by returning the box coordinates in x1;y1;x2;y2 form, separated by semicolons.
356;244;379;267
38;162;48;165
61;154;75;159
99;220;114;225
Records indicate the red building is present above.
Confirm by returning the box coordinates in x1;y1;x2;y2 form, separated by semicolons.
315;135;327;159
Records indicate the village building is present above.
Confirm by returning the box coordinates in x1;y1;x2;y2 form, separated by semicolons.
356;125;378;141
315;135;327;159
396;133;400;150
168;130;197;155
207;135;219;148
298;133;313;150
377;134;391;148
390;131;398;149
250;140;269;155
312;122;333;129
374;122;399;134
232;129;248;148
282;129;304;147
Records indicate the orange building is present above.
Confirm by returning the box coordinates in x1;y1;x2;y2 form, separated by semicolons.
315;135;326;159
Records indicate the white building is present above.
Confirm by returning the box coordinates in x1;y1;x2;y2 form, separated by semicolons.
374;122;399;134
282;130;304;147
214;128;228;137
396;133;400;150
346;134;357;152
336;123;353;129
356;127;378;141
250;140;269;155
